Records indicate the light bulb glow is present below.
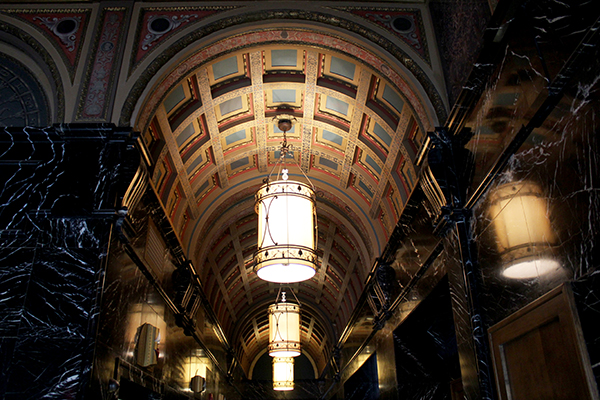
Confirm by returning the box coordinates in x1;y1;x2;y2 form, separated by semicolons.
502;258;562;279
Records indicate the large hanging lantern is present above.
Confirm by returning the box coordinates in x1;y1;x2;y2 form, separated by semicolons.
272;357;294;391
268;292;301;357
254;117;317;283
488;181;560;279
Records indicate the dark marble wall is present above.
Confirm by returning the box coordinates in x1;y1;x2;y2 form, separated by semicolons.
393;277;460;400
0;125;237;400
456;0;600;397
0;125;138;399
465;0;600;336
429;0;491;106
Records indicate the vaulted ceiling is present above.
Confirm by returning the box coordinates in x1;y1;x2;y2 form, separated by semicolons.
129;6;445;376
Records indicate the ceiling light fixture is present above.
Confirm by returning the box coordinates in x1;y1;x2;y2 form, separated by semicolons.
254;114;317;283
272;357;294;391
268;289;301;358
488;181;561;279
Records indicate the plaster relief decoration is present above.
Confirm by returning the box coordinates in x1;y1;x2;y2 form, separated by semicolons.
337;7;430;64
142;14;198;51
131;7;238;73
78;8;125;120
5;9;89;76
34;15;81;52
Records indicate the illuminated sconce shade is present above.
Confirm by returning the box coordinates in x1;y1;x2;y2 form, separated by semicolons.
272;357;294;391
488;181;560;279
254;175;317;283
269;299;301;357
135;323;159;367
190;375;205;393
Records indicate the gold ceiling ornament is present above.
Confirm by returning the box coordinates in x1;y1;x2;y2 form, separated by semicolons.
254;114;318;283
488;181;561;279
268;289;301;358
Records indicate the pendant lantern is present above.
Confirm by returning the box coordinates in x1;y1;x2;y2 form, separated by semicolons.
488;181;560;279
272;357;294;391
254;116;317;283
268;292;301;357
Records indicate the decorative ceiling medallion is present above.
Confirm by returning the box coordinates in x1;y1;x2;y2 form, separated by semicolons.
334;7;430;64
131;7;238;73
34;16;81;52
8;9;89;77
143;14;197;51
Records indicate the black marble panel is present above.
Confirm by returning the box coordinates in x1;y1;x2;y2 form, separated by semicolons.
0;125;139;399
0;247;33;336
21;242;103;339
571;274;600;387
428;0;491;105
0;338;17;397
393;276;460;400
5;337;93;400
344;353;379;400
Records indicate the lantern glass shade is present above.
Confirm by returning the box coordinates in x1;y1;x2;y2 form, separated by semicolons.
268;302;301;357
255;180;317;283
273;357;294;391
488;182;561;279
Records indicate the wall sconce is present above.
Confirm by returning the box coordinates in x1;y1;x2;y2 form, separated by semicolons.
190;375;205;393
272;357;294;391
135;323;159;367
184;348;208;392
254;116;317;283
488;181;560;279
268;291;301;357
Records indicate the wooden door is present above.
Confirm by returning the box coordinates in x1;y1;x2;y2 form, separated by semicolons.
488;284;598;400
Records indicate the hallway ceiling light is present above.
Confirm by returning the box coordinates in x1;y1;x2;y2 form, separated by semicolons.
488;181;561;279
254;115;317;283
269;290;301;358
272;357;294;391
